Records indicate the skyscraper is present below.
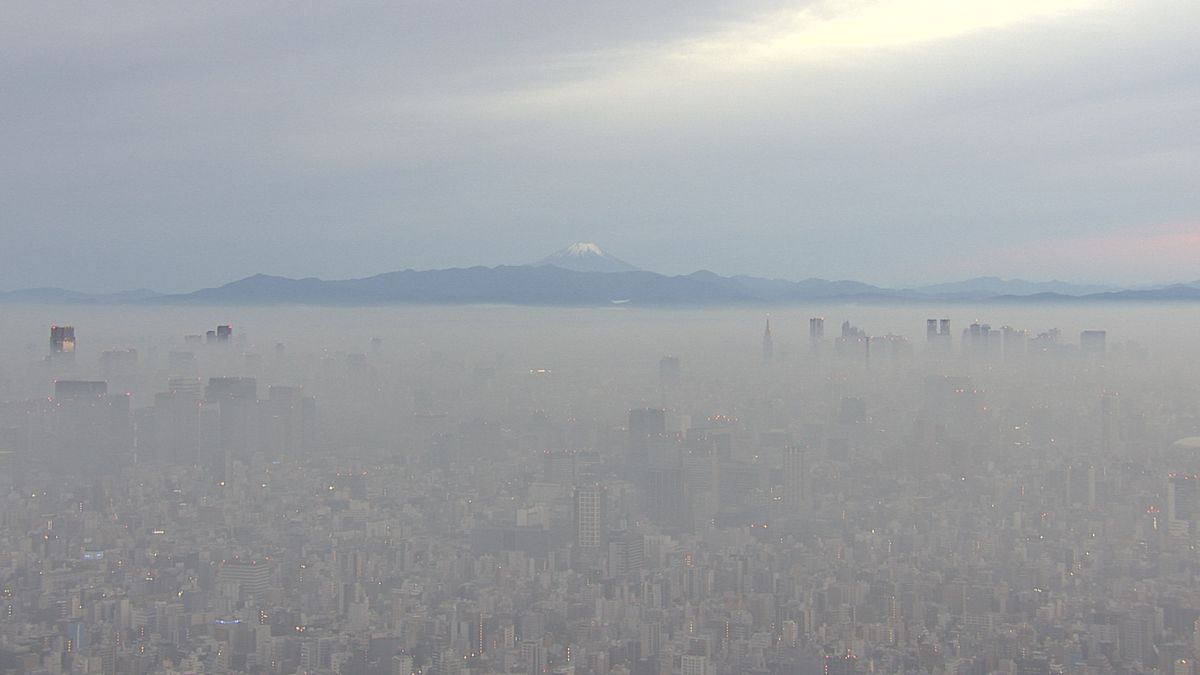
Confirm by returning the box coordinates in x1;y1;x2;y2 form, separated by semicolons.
628;408;667;464
573;484;605;550
50;325;76;359
762;317;774;361
810;317;824;352
926;319;951;353
1081;330;1107;356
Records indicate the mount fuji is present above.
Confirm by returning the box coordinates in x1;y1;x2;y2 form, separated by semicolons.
533;242;640;273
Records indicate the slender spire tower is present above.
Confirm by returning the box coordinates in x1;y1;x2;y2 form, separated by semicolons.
762;316;774;362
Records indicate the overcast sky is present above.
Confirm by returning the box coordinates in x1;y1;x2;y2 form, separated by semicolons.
2;1;1197;291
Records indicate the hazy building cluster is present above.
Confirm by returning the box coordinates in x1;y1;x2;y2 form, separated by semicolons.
0;306;1197;675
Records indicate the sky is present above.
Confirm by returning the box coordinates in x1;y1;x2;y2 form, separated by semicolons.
2;1;1198;292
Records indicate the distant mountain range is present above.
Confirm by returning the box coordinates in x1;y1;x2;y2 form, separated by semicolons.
2;245;1199;306
906;277;1118;299
0;287;162;304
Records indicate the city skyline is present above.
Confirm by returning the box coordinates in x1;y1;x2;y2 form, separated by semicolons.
4;4;1200;675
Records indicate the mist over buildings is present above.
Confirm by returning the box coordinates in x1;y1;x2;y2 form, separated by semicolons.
3;1;1199;673
2;304;1200;675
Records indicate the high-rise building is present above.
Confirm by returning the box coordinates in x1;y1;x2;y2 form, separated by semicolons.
1081;330;1107;356
262;385;315;458
607;534;645;577
573;484;605;549
54;380;107;400
762;317;774;361
1169;473;1200;523
50;380;131;472
521;639;546;675
1001;326;1028;360
206;377;256;402
924;318;952;354
204;377;258;480
628;408;667;465
50;325;76;358
217;559;273;603
151;390;200;465
216;324;233;342
99;349;138;392
810;317;825;352
430;648;461;675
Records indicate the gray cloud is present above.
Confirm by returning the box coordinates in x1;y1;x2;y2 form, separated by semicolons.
1;1;1197;291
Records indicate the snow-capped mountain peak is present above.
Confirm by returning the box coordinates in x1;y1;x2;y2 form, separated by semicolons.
568;242;606;256
533;242;640;273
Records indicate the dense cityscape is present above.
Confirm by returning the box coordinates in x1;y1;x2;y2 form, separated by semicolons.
3;310;1198;675
5;0;1197;674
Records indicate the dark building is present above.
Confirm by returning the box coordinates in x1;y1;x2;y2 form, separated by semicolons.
50;325;76;359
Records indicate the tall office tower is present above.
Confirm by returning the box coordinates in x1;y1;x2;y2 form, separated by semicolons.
51;381;131;472
168;376;203;399
963;322;995;358
99;349;138;393
521;640;546;675
50;325;76;359
430;649;462;675
761;317;774;361
1080;330;1107;357
1168;473;1200;523
628;408;667;462
1001;326;1028;360
607;534;645;577
645;464;686;529
262;385;315;458
216;324;233;342
638;621;662;659
470;612;493;657
783;445;806;509
54;380;107;400
924;318;952;353
205;377;258;479
573;484;605;549
152;389;201;465
206;376;257;402
658;356;682;389
835;320;869;359
1119;609;1156;667
810;317;825;352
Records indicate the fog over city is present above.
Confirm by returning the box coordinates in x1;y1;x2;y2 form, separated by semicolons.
4;2;1200;675
4;302;1200;675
